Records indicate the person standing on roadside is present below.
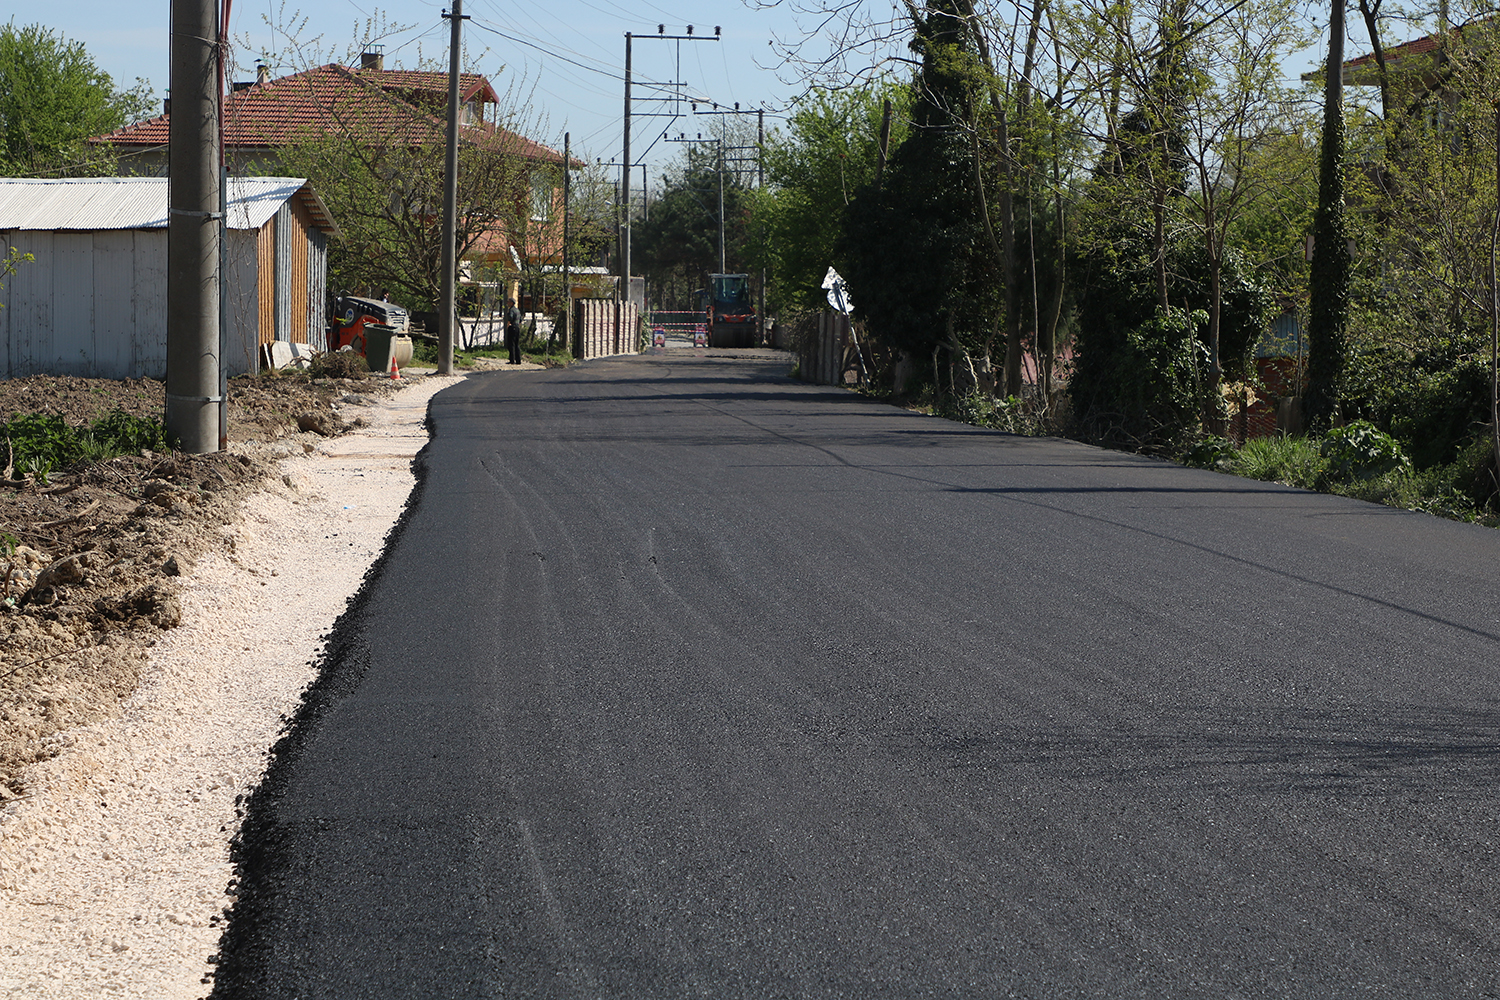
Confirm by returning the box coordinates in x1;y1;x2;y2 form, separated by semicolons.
504;298;522;365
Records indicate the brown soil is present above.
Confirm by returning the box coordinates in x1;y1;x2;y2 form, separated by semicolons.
0;370;408;799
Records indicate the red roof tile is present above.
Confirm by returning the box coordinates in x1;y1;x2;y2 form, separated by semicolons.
1345;15;1496;69
99;64;562;164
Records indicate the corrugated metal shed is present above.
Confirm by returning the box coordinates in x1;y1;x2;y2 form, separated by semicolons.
0;176;336;235
3;176;335;379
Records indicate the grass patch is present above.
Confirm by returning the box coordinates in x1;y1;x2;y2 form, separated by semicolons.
522;342;573;367
409;336;573;370
2;411;173;480
1188;430;1499;527
1226;435;1325;490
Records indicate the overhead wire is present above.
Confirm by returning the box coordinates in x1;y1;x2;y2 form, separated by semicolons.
462;5;787;172
473;0;584;60
468;18;697;103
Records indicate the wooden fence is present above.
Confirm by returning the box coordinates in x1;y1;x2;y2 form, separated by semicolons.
572;299;640;360
792;312;858;386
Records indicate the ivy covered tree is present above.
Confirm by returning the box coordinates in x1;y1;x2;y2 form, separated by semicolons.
1303;0;1353;431
839;0;1001;387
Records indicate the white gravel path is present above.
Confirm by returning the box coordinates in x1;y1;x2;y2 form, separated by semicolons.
0;374;462;999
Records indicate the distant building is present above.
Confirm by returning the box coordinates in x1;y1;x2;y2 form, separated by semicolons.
96;54;572;303
0;176;337;379
1341;14;1500;92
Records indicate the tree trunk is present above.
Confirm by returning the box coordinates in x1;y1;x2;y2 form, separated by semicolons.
954;0;1036;400
1000;107;1023;399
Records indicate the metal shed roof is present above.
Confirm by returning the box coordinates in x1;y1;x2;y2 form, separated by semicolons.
0;176;338;235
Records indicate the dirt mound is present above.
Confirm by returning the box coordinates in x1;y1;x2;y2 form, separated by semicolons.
0;370;407;799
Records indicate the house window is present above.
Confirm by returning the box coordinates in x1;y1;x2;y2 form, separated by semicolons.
530;172;552;222
462;100;478;126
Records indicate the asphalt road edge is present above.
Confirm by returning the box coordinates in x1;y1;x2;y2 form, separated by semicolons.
204;410;440;998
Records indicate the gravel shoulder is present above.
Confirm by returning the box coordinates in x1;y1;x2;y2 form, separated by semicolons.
0;372;463;998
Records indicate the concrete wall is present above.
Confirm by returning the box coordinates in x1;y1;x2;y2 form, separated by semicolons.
572;300;640;360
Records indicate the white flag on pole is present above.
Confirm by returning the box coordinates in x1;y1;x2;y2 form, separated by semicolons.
822;266;853;315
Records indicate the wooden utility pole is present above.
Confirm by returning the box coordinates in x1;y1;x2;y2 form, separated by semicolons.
166;0;222;454
439;1;468;376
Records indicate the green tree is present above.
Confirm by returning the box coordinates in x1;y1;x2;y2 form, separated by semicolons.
271;72;558;324
635;145;754;311
749;83;910;313
1336;5;1500;492
0;21;152;175
1173;0;1309;402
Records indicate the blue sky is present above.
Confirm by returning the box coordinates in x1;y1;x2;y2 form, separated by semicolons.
22;1;1386;180
26;0;813;174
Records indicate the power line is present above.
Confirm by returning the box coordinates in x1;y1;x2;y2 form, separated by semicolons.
468;19;620;82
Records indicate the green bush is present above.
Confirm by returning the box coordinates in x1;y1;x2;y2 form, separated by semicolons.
1345;436;1497;516
1320;420;1412;482
1343;336;1492;469
1069;306;1217;454
90;411;170;455
410;337;439;366
2;410;172;479
2;410;171;479
1184;435;1237;471
936;393;1035;434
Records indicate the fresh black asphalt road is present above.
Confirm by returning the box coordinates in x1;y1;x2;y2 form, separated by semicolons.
212;351;1500;999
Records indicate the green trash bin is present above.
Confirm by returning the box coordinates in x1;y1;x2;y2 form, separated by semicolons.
363;325;413;374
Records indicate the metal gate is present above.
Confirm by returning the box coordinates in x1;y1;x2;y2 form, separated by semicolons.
647;310;707;343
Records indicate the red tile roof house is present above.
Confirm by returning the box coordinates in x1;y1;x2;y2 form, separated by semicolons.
1339;14;1500;91
96;52;570;311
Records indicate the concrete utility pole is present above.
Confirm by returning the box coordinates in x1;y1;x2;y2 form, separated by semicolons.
758;107;766;345
562;131;571;352
697;102;770;341
166;0;223;453
622;33;632;302
717;141;725;274
439;1;469;375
